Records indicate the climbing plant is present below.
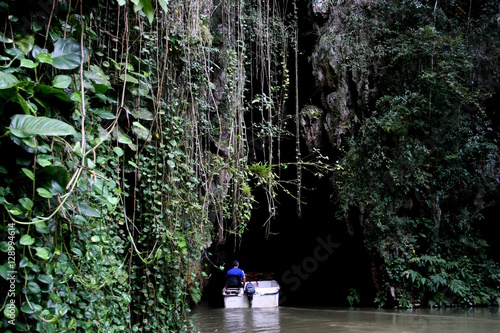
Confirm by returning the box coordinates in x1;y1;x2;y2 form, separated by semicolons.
325;0;500;308
0;0;302;331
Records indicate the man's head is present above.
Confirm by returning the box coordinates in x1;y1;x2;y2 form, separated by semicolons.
233;260;239;267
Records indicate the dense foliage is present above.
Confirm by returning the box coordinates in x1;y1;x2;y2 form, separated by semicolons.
0;0;296;331
316;0;500;307
2;0;499;331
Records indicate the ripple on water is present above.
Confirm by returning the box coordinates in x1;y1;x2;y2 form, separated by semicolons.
190;305;500;333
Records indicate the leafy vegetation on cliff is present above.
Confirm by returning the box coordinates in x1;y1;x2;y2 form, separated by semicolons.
0;0;296;331
310;0;500;307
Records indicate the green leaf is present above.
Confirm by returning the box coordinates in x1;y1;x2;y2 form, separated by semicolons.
117;129;133;145
35;166;69;196
0;70;19;89
58;304;69;316
85;65;111;86
0;33;13;44
20;302;34;314
28;281;41;294
35;247;50;260
131;107;154;120
37;157;52;167
50;38;90;70
158;0;169;13
22;168;35;180
19;198;33;211
4;304;18;318
14;35;34;55
8;207;23;215
93;108;116;119
20;59;37;68
35;221;48;234
16;92;35;115
78;202;101;217
132;121;150;141
191;286;202;303
86;158;95;169
36;187;52;198
71;91;81;103
0;262;9;280
31;45;46;58
9;115;76;138
93;83;109;94
133;0;155;24
19;257;29;268
107;196;119;206
119;73;139;84
113;147;124;157
5;47;24;58
177;238;187;254
117;0;126;5
34;84;73;103
20;234;35;246
36;52;52;65
38;274;52;284
52;75;72;89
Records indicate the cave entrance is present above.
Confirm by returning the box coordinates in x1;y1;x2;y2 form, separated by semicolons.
203;173;376;308
201;0;375;308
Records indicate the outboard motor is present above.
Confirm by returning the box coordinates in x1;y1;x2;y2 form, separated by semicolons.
245;282;256;307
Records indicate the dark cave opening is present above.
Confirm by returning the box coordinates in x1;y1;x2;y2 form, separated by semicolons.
200;0;500;305
197;0;500;310
201;167;376;308
201;0;376;309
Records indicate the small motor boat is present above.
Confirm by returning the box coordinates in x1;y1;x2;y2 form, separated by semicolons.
222;275;280;308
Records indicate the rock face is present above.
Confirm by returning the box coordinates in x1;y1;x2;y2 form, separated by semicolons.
304;1;380;152
300;105;324;151
302;0;500;307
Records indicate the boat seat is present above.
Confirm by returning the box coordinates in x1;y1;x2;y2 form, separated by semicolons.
225;287;241;295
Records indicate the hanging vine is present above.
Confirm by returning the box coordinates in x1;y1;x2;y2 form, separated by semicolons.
0;0;304;331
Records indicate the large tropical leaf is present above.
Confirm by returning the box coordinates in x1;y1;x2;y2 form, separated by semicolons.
50;38;90;70
132;121;151;141
0;71;20;89
85;65;111;87
9;115;76;138
52;75;72;89
93;108;116;120
34;84;73;103
14;35;35;55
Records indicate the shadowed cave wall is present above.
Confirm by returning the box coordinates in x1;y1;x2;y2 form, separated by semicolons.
201;0;500;308
201;0;375;307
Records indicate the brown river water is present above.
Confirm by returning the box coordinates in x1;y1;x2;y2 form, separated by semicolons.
189;305;500;332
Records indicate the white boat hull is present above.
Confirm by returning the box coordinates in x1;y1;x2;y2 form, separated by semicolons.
223;280;280;308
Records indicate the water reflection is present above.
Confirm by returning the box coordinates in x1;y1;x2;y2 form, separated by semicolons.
190;305;500;333
208;307;281;332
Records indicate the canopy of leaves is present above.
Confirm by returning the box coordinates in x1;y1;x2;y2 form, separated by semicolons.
0;0;296;331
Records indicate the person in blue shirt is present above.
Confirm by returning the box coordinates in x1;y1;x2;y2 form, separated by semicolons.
225;260;246;288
